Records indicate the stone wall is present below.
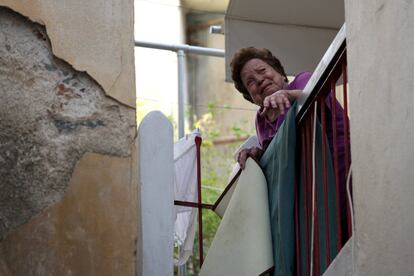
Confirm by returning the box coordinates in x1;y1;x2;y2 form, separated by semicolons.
0;2;137;274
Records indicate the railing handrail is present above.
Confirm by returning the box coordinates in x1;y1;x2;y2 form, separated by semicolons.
296;23;347;122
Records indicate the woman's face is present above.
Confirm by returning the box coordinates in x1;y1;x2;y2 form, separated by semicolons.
240;58;287;106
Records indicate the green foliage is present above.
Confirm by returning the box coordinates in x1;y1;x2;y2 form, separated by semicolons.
207;102;215;114
230;125;244;138
194;112;220;145
174;103;254;275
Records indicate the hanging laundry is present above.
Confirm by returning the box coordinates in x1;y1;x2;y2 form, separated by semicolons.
173;130;201;266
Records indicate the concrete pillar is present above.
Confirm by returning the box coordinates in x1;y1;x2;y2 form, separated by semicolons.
137;111;174;276
345;0;414;275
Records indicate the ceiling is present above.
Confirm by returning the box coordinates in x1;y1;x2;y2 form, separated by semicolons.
181;0;229;13
226;0;344;29
225;0;344;80
181;0;345;80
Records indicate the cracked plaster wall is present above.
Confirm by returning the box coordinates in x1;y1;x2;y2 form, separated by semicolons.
0;0;135;107
0;5;136;245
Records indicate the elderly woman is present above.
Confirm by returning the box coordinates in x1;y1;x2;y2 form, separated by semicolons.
231;47;312;169
231;47;350;245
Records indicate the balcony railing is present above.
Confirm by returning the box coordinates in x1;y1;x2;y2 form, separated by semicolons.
295;23;351;276
171;24;351;275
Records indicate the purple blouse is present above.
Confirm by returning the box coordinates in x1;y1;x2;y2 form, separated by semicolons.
256;71;312;149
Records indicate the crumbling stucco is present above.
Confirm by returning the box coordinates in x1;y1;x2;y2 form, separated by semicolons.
0;0;135;107
0;7;135;240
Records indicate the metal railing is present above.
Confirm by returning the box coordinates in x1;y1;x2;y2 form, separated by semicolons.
161;23;351;275
295;23;351;276
173;136;213;268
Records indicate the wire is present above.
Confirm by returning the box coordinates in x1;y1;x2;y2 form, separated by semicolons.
137;96;258;112
201;185;224;192
346;164;356;276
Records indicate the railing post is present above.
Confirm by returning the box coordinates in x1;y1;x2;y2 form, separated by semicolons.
195;136;204;266
137;111;174;276
321;95;331;265
300;123;310;276
331;80;343;249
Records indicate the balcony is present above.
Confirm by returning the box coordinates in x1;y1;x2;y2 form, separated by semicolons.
137;23;352;276
199;24;352;276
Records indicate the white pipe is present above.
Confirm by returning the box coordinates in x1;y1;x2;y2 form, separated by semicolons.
177;49;186;138
135;41;225;139
135;40;225;57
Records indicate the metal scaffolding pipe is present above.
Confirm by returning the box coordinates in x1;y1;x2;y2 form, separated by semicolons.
177;49;187;138
135;40;225;57
135;40;225;139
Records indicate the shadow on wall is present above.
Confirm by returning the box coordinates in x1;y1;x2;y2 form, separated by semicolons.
0;7;135;240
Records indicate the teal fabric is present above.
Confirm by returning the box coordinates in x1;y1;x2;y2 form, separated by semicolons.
259;102;339;276
260;102;298;276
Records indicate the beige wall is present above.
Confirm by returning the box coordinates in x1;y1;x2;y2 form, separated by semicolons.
345;0;414;275
0;0;135;107
188;16;256;137
0;1;137;274
0;153;138;276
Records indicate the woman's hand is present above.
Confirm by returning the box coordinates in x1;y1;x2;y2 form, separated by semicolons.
237;147;264;170
261;89;303;121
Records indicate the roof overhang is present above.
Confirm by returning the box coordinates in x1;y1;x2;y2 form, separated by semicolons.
225;0;344;81
181;0;229;13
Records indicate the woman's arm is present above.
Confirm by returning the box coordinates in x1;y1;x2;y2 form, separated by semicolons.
237;147;264;170
261;89;303;122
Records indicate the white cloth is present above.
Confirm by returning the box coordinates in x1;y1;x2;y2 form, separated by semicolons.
173;130;200;266
199;159;274;276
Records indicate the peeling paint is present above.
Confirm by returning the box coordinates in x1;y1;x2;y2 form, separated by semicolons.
0;7;135;240
0;0;135;107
